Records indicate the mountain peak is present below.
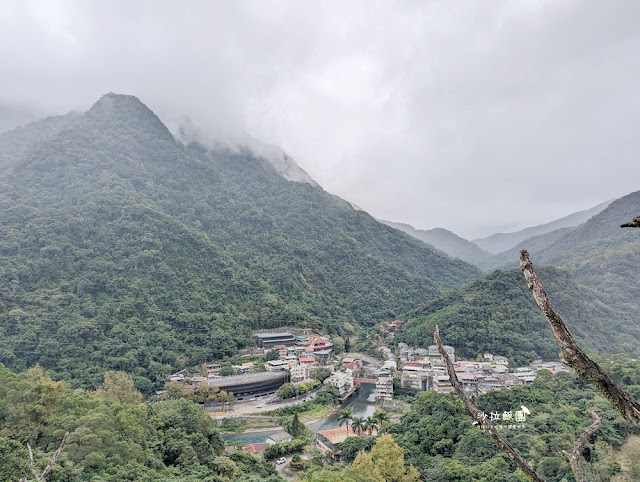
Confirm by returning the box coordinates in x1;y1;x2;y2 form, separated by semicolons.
86;92;175;143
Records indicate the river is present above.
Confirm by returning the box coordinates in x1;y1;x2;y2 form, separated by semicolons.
223;384;376;445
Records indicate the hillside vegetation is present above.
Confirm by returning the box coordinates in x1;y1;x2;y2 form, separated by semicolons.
0;93;480;390
397;267;640;366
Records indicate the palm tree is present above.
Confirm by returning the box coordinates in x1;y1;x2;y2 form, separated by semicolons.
373;410;389;431
338;408;352;436
351;416;365;436
365;415;378;436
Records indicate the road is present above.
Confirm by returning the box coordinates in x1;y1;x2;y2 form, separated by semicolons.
276;456;292;479
212;388;320;417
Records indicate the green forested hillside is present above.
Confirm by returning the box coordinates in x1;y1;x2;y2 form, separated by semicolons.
0;111;80;174
525;191;640;330
0;93;480;390
397;267;640;366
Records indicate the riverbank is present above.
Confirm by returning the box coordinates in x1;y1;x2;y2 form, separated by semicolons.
222;384;377;445
221;404;338;436
220;424;284;435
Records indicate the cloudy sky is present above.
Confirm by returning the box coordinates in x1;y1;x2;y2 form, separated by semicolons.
2;1;640;239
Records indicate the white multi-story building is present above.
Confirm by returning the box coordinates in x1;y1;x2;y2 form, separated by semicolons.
290;365;313;383
376;375;393;401
514;367;536;384
326;368;353;395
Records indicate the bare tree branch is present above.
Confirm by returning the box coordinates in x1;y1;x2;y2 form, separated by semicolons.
27;442;37;481
520;249;640;424
562;410;602;482
24;432;69;482
434;325;545;482
621;216;640;228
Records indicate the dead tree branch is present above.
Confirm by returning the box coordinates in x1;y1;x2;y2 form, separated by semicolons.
562;410;602;482
621;216;640;228
434;325;545;482
21;431;69;482
520;249;640;424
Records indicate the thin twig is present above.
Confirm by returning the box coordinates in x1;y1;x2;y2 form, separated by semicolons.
562;411;601;482
520;249;640;424
41;432;69;479
434;326;545;482
25;432;69;482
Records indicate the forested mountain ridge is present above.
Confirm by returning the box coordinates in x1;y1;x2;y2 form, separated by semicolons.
0;111;80;174
478;226;578;271
397;266;640;366
480;191;640;326
0;93;480;390
378;220;492;266
472;199;612;254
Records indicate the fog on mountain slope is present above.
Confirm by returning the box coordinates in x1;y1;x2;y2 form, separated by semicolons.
379;219;492;266
472;199;613;254
171;116;318;187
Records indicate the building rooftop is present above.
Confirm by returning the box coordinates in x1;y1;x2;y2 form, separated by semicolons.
266;360;289;368
299;357;316;363
208;371;288;388
267;432;292;443
242;443;266;455
254;332;294;339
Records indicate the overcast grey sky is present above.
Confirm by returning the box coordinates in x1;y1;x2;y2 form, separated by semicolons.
2;1;639;239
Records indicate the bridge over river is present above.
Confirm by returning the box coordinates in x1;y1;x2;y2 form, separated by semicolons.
353;378;376;384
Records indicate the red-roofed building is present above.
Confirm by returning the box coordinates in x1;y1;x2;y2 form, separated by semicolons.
242;443;267;455
299;357;316;365
307;335;333;352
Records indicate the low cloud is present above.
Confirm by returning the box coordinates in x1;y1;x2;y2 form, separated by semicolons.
2;1;639;238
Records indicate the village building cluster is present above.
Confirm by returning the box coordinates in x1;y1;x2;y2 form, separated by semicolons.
256;332;335;382
396;342;570;396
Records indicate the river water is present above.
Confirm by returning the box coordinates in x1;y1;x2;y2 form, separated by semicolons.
223;384;376;445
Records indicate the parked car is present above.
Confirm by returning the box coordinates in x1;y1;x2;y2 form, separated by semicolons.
276;457;286;465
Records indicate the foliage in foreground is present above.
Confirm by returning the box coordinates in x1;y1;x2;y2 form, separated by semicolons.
0;364;279;481
305;434;419;482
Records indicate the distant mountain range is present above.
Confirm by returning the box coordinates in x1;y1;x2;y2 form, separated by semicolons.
378;220;492;266
381;198;616;271
395;190;640;362
471;199;613;254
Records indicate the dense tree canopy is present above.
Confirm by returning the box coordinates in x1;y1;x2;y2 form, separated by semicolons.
0;363;279;481
0;93;480;391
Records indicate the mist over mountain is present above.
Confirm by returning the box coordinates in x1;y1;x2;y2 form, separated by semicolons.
0;93;480;389
378;220;491;266
0;111;81;174
479;226;578;271
172;118;318;187
472;200;613;254
385;192;640;362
